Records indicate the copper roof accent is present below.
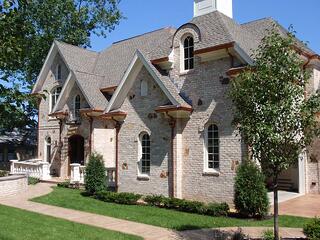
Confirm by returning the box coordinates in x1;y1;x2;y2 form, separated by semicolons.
155;105;193;113
100;86;118;93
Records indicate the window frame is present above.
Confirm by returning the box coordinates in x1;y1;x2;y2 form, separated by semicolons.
182;35;194;72
204;124;220;174
137;132;151;178
50;86;62;113
74;94;81;119
56;64;62;80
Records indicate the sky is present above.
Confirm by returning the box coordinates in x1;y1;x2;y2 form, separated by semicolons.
90;0;320;54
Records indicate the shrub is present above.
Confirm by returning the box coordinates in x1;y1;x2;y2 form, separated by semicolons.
95;191;141;205
0;170;8;177
303;218;320;240
143;195;229;216
85;153;106;195
262;230;274;240
28;177;40;185
57;181;70;188
206;202;229;216
234;161;269;218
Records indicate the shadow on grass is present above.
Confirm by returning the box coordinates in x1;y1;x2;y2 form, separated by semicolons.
175;228;247;240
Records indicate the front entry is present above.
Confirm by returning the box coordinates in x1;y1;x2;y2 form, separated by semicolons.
68;135;85;175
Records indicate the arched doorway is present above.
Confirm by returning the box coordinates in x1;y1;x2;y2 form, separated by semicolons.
68;135;84;175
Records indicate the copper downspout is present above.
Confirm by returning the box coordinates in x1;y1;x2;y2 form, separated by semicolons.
89;117;93;155
168;116;176;198
114;121;121;192
37;99;41;159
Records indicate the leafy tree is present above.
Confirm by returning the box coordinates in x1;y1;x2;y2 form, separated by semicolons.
230;27;320;239
234;161;269;218
85;153;106;195
0;0;122;132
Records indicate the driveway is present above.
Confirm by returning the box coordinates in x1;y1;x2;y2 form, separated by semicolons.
279;194;320;218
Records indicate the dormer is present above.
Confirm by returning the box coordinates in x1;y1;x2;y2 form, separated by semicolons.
194;0;233;18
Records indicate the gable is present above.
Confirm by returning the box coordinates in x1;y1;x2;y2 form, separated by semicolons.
106;50;190;113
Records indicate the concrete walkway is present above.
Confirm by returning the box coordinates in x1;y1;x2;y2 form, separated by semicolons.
0;183;306;240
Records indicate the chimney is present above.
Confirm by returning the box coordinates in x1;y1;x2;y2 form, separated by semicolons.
194;0;233;18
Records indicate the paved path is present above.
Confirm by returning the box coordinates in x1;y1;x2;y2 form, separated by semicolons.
0;183;306;240
279;194;320;218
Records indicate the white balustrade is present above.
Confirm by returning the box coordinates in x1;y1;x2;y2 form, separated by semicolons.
70;165;116;187
10;159;51;180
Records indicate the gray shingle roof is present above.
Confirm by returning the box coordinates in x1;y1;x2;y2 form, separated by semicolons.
93;27;176;88
72;71;107;110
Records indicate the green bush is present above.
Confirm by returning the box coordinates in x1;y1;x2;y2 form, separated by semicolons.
206;202;229;217
234;161;269;218
143;195;229;216
95;191;141;205
303;218;320;240
28;177;40;185
57;181;70;188
0;170;8;177
262;230;274;240
85;153;106;195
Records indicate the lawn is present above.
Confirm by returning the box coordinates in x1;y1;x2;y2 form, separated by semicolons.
33;187;312;231
0;204;142;240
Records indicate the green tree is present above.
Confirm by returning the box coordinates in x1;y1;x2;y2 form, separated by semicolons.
0;0;122;132
85;153;106;195
230;28;320;239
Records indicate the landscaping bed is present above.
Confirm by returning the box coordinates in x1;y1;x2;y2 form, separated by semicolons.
0;204;142;240
32;187;312;231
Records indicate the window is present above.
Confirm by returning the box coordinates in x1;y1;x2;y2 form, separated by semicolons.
51;87;62;111
56;64;62;80
206;124;219;170
74;95;81;119
140;79;148;97
183;36;194;71
45;137;52;164
139;133;151;175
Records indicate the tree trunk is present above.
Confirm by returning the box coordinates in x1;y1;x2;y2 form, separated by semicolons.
273;176;279;240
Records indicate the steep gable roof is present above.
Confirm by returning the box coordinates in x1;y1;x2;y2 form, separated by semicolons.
106;50;190;113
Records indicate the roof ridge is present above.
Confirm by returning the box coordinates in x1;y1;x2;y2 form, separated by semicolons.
241;17;274;26
54;40;99;54
73;70;105;78
112;27;175;45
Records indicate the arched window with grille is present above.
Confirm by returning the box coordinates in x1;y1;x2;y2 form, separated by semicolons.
139;133;151;175
183;36;194;71
45;137;52;164
51;86;62;111
205;124;219;170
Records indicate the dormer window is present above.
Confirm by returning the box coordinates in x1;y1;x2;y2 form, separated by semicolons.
183;36;194;71
56;64;62;80
51;86;62;112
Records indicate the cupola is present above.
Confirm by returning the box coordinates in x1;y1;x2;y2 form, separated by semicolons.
194;0;233;18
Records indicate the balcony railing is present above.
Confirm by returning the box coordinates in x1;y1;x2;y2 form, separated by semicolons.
10;159;51;180
70;164;116;187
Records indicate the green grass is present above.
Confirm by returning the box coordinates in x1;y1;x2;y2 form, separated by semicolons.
32;187;312;231
0;204;142;240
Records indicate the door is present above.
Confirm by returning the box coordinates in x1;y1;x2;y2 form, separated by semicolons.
68;135;85;175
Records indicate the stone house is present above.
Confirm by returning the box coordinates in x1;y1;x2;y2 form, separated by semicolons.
31;0;320;203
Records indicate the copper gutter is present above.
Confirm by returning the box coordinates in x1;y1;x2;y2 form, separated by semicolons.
151;57;169;65
100;86;118;93
155;105;193;113
194;42;235;55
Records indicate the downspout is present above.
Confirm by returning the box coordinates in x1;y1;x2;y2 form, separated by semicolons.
37;98;41;159
166;113;176;198
89;116;93;155
112;118;122;192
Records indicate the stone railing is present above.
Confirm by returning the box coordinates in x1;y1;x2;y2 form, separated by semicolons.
70;164;116;187
10;160;51;180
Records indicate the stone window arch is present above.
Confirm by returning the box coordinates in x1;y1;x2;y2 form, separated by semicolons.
182;35;194;71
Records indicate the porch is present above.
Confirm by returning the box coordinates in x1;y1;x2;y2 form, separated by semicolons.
9;159;116;187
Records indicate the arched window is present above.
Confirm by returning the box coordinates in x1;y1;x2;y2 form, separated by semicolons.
45;137;52;164
206;124;219;170
56;64;62;80
139;133;151;175
74;95;81;119
183;36;194;71
51;86;62;111
140;79;148;96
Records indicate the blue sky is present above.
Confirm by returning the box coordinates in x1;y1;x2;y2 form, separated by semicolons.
90;0;320;54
